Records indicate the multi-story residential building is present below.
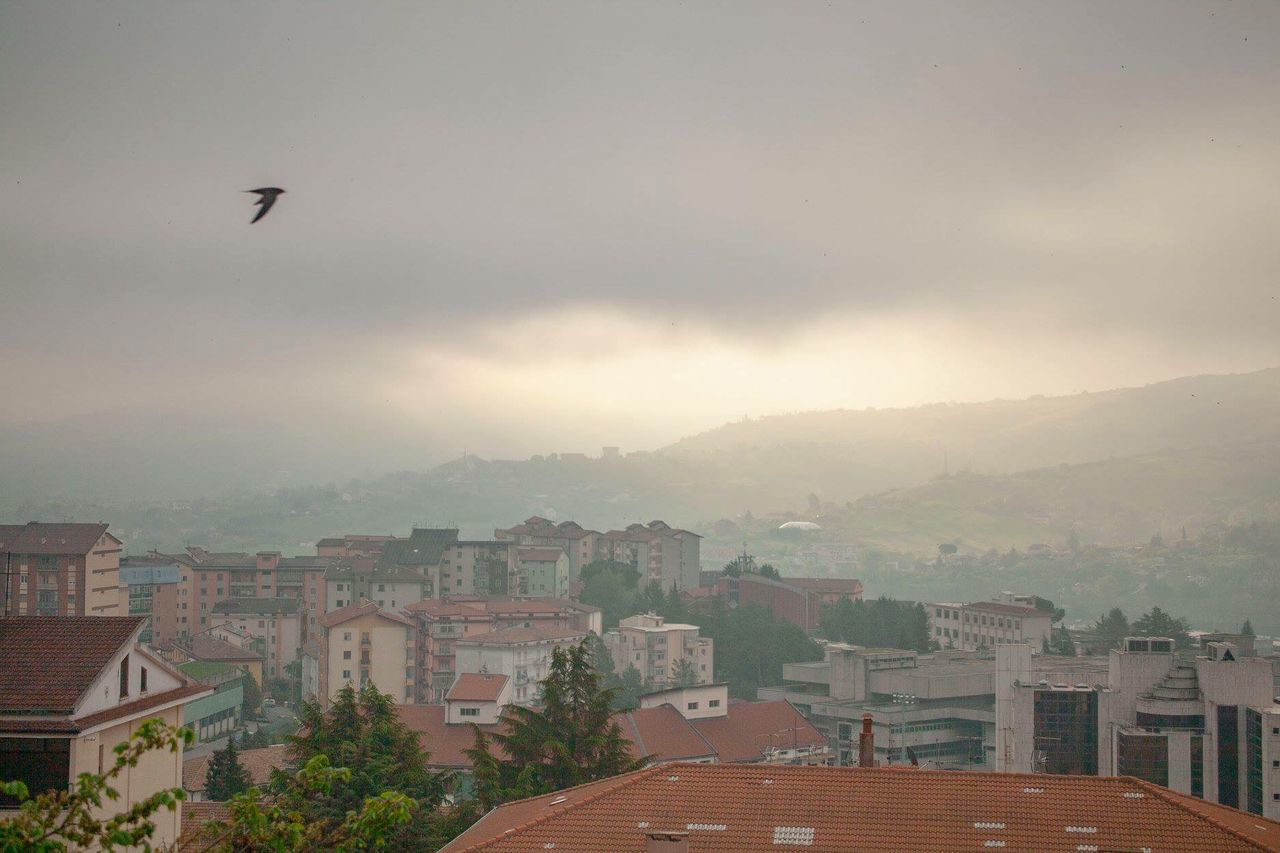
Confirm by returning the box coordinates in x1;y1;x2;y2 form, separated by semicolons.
496;517;702;591
302;601;417;707
315;534;400;559
0;522;123;618
596;521;702;592
996;636;1280;820
927;598;1052;651
495;518;598;584
454;623;588;706
119;555;182;645
210;597;301;679
325;558;431;612
157;549;331;643
405;596;602;702
707;573;863;632
374;529;517;598
440;761;1280;852
0;616;210;849
605;613;714;688
514;547;569;598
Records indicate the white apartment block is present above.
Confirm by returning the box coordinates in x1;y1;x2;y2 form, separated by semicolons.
928;599;1052;652
453;624;588;706
605;613;714;688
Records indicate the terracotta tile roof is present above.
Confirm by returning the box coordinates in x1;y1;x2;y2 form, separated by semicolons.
456;624;587;646
404;600;487;618
317;600;414;628
177;634;263;663
182;743;290;793
0;616;145;713
446;673;510;702
0;522;116;555
688;700;826;763
441;762;1280;852
177;800;231;851
617;705;716;764
396;704;505;770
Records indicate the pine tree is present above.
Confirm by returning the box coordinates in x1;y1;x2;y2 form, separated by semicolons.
1241;619;1255;637
470;642;642;804
205;734;250;801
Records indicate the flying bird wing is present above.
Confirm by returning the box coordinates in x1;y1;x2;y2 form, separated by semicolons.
245;187;284;223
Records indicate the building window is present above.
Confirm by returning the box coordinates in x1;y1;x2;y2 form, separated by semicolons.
140;667;148;693
1033;690;1098;775
709;699;721;708
343;651;352;660
0;738;71;806
687;702;699;711
342;670;351;680
1218;706;1240;809
460;708;479;717
119;655;130;698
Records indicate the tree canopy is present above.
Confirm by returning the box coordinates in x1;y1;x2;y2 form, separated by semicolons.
818;597;932;653
205;735;250;802
466;641;642;810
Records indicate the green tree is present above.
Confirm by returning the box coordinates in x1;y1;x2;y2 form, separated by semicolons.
671;657;699;687
0;719;191;852
285;682;461;848
615;665;645;711
240;671;263;719
1241;619;1255;637
1131;606;1192;649
578;560;642;629
468;642;642;805
758;563;781;580
1091;607;1130;651
199;755;418;852
700;600;822;698
205;734;251;802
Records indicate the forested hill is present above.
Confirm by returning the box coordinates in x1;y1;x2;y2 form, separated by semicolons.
809;440;1280;554
660;368;1280;505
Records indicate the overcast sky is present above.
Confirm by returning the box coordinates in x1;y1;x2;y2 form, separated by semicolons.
3;1;1279;494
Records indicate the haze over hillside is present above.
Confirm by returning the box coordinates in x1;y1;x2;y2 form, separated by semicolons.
5;368;1280;555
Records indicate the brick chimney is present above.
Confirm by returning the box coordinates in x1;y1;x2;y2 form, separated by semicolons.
645;831;689;852
858;713;876;768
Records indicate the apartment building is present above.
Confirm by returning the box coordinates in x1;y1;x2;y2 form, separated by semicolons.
709;573;863;632
119;555;182;645
159;548;330;643
928;598;1052;651
376;529;518;598
0;522;123;617
454;623;588;706
325;558;430;612
210;597;301;679
496;517;702;591
405;596;602;702
302;601;416;707
0;617;210;849
514;547;569;598
996;636;1280;820
315;534;400;558
604;613;714;688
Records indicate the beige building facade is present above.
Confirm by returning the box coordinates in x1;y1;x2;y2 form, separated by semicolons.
303;601;417;707
1;522;124;618
605;613;714;688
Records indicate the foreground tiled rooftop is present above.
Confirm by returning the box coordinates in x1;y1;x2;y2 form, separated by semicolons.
0;616;145;713
442;762;1280;852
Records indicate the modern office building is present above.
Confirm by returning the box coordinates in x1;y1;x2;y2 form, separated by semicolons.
927;598;1052;652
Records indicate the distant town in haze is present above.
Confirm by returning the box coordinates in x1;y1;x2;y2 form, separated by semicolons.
3;1;1280;850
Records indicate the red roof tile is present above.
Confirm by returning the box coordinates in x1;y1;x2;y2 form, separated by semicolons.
0;522;116;555
456;624;586;646
397;704;505;770
183;744;289;792
688;700;826;763
617;705;715;764
441;762;1280;852
317;600;414;628
178;634;263;663
0;616;145;713
447;673;510;702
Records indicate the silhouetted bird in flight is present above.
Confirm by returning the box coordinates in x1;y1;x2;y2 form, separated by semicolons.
245;187;285;223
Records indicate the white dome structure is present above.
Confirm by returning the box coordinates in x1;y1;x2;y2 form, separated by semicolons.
779;521;822;531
